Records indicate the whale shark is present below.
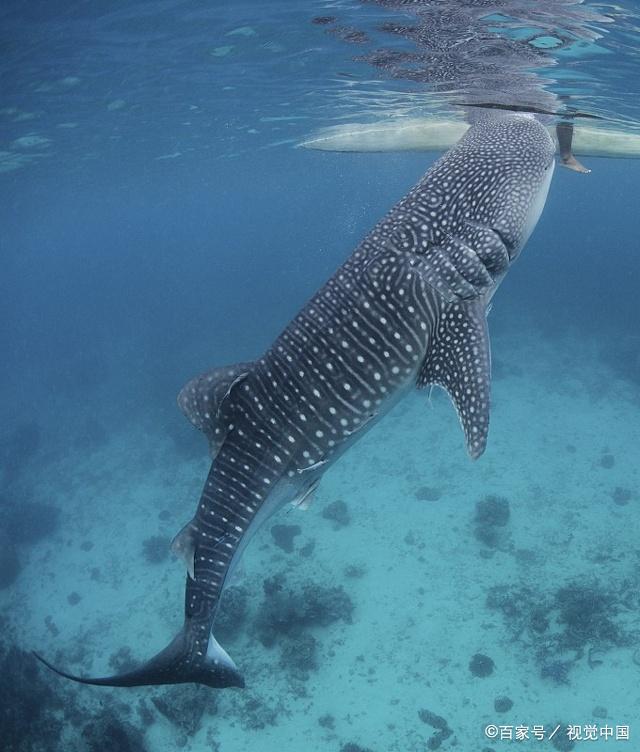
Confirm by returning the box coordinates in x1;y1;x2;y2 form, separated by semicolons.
34;113;556;689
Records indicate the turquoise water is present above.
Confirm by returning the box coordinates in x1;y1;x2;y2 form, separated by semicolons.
1;2;640;751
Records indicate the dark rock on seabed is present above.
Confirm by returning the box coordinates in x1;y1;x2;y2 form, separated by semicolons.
415;486;442;501
5;501;61;545
279;632;318;678
0;646;64;752
494;696;513;713
215;585;249;641
322;499;351;528
475;495;510;527
271;523;301;552
418;707;453;750
142;535;170;563
152;684;215;736
82;709;148;752
469;653;495;677
256;574;354;646
473;495;510;549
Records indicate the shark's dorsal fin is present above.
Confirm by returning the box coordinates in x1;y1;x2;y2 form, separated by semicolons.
178;362;253;457
171;521;232;578
418;299;491;459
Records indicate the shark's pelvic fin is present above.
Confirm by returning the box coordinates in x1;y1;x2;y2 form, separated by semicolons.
171;520;198;578
172;520;233;577
418;299;491;459
177;361;253;457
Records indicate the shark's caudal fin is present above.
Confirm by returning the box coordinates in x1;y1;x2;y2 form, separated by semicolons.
33;623;244;689
34;363;258;691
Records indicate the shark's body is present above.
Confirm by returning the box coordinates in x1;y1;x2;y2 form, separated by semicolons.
35;114;555;689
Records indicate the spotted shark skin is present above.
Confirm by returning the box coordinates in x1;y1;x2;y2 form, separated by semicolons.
34;114;555;689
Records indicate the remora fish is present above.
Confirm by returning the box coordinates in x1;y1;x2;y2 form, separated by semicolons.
35;114;555;689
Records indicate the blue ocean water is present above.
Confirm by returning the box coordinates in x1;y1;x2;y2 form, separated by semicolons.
1;2;639;751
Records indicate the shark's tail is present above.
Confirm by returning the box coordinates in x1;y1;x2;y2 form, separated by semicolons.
33;625;244;689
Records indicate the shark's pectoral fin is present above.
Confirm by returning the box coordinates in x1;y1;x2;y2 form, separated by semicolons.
178;361;254;457
418;299;491;459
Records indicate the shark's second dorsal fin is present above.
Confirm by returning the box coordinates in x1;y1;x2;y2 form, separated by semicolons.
418;299;491;459
177;361;253;457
